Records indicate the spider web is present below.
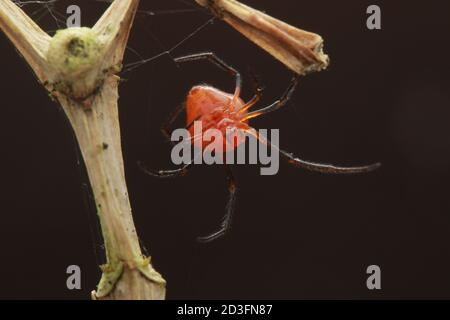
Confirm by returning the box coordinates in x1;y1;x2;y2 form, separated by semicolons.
13;0;213;65
12;0;66;31
11;0;216;265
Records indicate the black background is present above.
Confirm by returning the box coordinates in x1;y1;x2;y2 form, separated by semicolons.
1;0;450;299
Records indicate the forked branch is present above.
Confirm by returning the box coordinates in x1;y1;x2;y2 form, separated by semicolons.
0;0;166;300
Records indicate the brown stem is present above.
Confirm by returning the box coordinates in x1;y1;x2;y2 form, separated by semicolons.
195;0;329;75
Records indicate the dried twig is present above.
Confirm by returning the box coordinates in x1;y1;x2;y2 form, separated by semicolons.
0;0;166;300
195;0;329;75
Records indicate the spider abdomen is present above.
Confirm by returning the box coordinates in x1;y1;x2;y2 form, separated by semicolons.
186;85;249;152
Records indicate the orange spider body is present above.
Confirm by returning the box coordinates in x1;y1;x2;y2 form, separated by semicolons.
186;85;250;152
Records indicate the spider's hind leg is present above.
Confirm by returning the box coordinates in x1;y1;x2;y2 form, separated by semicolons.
279;149;381;174
138;161;192;178
197;165;237;243
139;105;196;178
247;129;381;174
161;103;186;143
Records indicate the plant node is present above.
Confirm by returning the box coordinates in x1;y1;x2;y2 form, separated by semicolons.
46;27;104;100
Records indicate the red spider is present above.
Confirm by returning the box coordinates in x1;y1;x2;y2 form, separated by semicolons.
140;52;380;242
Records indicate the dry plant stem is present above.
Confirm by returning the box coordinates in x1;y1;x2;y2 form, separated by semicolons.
195;0;329;75
0;0;165;299
0;0;51;83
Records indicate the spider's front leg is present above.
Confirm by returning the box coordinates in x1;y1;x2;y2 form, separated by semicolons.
241;75;299;121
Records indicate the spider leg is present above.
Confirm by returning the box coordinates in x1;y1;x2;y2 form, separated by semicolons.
161;105;200;144
138;160;192;178
247;129;381;174
161;103;186;143
238;70;264;114
241;75;299;121
140;110;201;178
197;165;237;243
279;149;381;174
174;52;242;102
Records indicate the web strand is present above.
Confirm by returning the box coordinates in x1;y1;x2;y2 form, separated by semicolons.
123;16;215;74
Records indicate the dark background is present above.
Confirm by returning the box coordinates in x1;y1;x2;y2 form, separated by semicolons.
1;0;450;299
